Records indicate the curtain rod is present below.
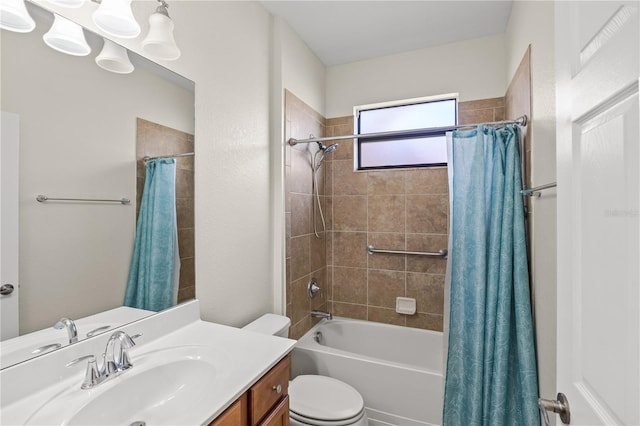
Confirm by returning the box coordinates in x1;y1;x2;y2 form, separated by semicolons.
288;115;528;146
143;152;194;162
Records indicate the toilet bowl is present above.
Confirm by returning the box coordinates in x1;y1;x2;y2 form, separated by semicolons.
243;314;368;426
289;375;367;426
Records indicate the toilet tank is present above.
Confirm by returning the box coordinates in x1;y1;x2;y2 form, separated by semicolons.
242;313;291;338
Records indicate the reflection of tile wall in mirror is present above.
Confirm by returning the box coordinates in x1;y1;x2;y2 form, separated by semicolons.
136;118;195;303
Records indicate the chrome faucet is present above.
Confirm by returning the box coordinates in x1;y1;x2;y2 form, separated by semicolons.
104;330;136;373
311;310;332;320
67;331;136;389
54;317;78;344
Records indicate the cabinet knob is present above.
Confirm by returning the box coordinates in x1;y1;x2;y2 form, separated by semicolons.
272;384;282;394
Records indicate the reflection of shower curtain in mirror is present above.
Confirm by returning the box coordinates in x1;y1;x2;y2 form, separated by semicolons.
124;159;180;312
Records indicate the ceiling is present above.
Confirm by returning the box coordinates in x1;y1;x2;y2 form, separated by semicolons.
260;1;513;67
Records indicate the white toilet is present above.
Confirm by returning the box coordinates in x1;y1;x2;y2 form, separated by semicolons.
243;314;368;426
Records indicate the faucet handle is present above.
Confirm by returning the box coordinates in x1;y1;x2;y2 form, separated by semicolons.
120;332;136;348
118;333;136;370
66;355;101;389
65;354;94;367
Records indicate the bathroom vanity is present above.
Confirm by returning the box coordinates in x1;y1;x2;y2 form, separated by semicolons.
0;300;295;425
211;354;290;425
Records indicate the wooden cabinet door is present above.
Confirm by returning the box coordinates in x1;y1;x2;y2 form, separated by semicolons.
209;394;248;426
259;396;289;426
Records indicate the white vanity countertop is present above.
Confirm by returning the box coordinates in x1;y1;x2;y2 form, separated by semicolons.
0;301;296;425
135;319;297;424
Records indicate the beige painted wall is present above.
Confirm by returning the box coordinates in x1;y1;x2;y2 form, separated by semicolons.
278;19;326;117
1;11;194;333
325;33;507;118
505;0;557;411
270;17;327;317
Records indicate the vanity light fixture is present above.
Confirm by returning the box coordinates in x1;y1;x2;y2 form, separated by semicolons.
46;0;85;9
92;0;140;39
141;0;180;61
0;0;36;32
43;14;91;56
95;37;134;74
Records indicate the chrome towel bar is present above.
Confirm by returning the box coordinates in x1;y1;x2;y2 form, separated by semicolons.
366;245;447;258
143;152;194;162
36;195;131;205
520;182;557;197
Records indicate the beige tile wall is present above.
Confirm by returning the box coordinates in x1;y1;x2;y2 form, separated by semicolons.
284;91;329;339
505;47;532;216
136;118;195;304
324;117;448;331
285;93;507;337
324;97;505;332
458;96;505;123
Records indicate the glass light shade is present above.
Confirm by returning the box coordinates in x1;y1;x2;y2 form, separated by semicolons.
0;0;35;33
43;14;91;56
46;0;84;8
92;0;140;39
95;38;134;74
141;11;180;61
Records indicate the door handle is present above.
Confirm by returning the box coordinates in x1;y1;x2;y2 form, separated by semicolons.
539;392;570;425
1;284;15;295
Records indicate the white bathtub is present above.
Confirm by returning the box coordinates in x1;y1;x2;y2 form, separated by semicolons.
291;317;443;426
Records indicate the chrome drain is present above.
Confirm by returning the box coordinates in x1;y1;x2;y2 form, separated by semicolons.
130;421;146;426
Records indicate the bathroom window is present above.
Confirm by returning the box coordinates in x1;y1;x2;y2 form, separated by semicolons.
355;95;457;170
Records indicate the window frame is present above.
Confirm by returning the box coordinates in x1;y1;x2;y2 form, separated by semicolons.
353;93;458;171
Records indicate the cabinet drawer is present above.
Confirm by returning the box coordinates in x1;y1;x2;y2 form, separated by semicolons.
250;355;290;425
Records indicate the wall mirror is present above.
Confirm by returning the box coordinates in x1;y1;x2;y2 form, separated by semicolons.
0;0;195;369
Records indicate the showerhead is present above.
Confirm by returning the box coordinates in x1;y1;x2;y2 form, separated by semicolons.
316;141;339;154
323;143;339;154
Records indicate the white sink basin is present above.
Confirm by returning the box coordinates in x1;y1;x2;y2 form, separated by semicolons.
25;346;226;426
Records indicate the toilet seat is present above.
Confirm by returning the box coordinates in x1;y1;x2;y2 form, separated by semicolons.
289;375;366;426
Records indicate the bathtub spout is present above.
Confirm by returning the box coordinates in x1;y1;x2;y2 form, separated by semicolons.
311;310;332;320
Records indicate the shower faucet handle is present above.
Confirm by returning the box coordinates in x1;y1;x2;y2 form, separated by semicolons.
307;277;321;299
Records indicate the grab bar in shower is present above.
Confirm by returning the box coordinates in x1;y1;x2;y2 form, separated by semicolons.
366;245;447;258
36;195;131;205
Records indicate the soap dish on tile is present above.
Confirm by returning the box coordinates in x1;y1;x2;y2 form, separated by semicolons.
396;297;416;315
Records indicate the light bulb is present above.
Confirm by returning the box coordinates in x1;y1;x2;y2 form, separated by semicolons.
43;14;91;56
141;6;180;61
0;0;35;33
96;38;134;74
92;0;140;39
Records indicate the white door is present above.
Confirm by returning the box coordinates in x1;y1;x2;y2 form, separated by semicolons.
1;111;20;340
556;2;639;425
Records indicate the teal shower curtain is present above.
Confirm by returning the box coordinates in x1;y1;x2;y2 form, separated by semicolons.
442;125;540;425
124;158;179;312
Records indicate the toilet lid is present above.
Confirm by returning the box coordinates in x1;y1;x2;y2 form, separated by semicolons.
289;375;364;422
